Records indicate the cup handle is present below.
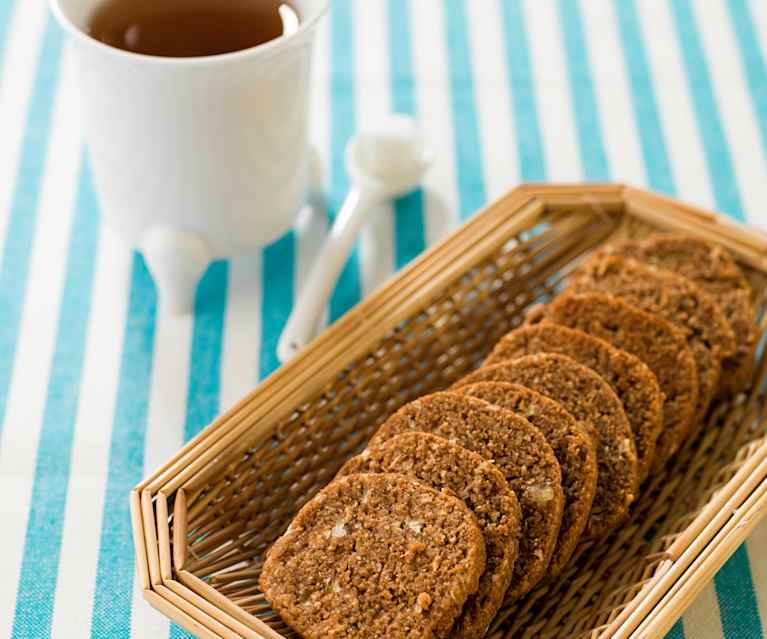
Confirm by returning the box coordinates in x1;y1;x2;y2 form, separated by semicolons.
141;225;211;314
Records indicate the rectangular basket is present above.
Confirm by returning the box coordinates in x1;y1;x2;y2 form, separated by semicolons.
130;184;767;639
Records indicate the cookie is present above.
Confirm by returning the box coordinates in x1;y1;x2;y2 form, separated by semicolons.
597;235;756;394
369;392;564;602
455;354;638;538
485;324;663;482
261;473;486;639
569;254;736;422
535;292;699;467
338;432;521;639
455;381;598;580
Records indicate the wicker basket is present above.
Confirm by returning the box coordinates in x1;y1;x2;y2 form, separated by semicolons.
131;184;767;639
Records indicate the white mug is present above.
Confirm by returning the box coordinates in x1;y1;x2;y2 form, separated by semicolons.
50;0;328;312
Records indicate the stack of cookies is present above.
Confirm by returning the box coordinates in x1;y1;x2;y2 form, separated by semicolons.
260;234;757;639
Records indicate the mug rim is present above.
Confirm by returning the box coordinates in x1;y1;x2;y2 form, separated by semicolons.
49;0;330;65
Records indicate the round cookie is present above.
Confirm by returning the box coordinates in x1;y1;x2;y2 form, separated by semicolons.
369;392;564;602
338;432;522;639
260;473;486;639
455;354;638;538
569;254;736;423
486;323;663;482
455;381;598;580
597;235;756;395
535;292;699;468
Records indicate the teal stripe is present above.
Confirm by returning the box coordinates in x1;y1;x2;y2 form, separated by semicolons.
11;157;99;639
444;0;486;218
388;0;416;117
259;232;294;379
183;261;228;441
168;623;194;638
0;15;63;440
387;0;425;270
726;0;767;172
557;0;610;181
614;0;676;194
499;0;547;181
668;0;745;222
328;0;361;322
392;190;425;271
90;254;157;638
666;619;686;639
715;545;765;638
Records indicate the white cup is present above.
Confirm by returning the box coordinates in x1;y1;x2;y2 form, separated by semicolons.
50;0;328;312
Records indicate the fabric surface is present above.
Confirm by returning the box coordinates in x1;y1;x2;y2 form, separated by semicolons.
0;1;766;638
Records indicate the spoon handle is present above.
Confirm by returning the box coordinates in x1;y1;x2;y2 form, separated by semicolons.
278;187;379;363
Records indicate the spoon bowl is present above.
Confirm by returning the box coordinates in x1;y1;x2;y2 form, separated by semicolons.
346;114;433;198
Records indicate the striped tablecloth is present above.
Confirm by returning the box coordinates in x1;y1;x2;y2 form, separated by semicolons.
1;1;766;638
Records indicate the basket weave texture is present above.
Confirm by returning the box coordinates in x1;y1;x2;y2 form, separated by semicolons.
131;185;767;639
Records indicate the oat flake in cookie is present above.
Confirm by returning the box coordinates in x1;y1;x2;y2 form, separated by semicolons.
534;292;699;469
338;432;521;639
457;354;638;538
455;381;598;580
369;392;564;603
486;323;663;482
260;473;486;639
569;254;736;424
596;234;757;395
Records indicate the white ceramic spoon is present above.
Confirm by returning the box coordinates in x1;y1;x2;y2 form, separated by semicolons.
277;115;432;363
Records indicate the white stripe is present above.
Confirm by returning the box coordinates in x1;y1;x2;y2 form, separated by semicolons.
294;203;329;337
409;0;460;246
220;253;261;411
750;0;767;48
130;306;194;639
697;0;767;225
360;201;396;295
358;201;395;297
580;0;646;186
636;0;714;208
747;0;767;231
524;0;582;182
354;0;395;296
297;14;329;332
0;0;48;257
466;0;519;199
0;50;81;639
310;13;330;168
51;229;131;639
682;581;725;639
130;584;170;639
746;518;767;633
